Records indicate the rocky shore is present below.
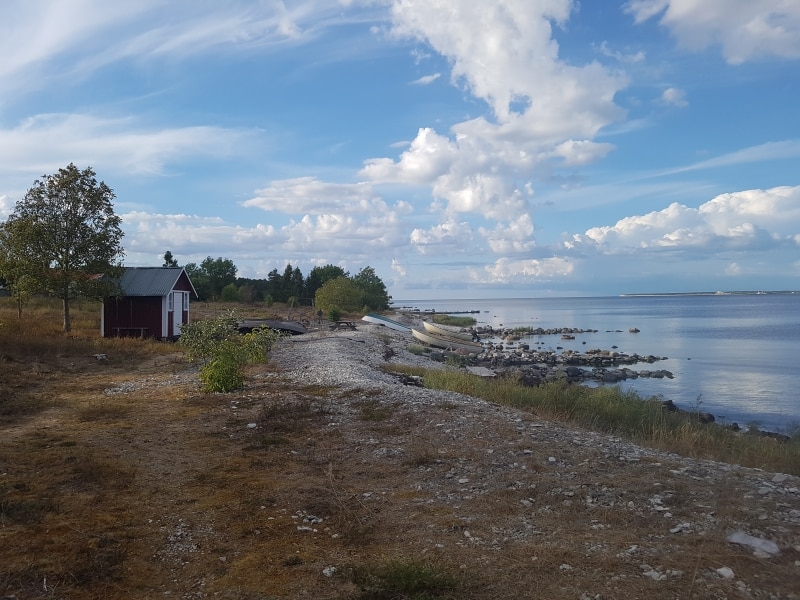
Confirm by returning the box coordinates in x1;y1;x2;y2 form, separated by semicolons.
262;319;800;598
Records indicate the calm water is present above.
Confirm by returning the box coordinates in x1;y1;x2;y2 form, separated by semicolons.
395;294;800;433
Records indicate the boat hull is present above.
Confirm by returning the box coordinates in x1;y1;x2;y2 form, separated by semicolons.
422;320;475;341
362;313;412;332
411;328;483;353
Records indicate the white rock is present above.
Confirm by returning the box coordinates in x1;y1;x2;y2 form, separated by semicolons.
322;566;337;577
716;566;735;579
726;531;780;556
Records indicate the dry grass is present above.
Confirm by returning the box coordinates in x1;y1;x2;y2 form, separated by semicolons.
1;298;798;599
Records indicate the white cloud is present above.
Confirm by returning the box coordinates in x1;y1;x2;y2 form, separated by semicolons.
576;185;800;253
660;87;688;107
411;73;441;85
0;113;256;178
244;177;385;214
359;1;627;221
409;219;474;254
391;258;407;277
479;214;536;254
625;0;800;63
0;194;12;219
471;256;574;285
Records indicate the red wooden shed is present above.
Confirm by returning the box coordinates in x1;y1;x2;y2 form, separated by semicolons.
101;267;198;339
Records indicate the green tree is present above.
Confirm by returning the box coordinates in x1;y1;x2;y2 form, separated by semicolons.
0;164;124;332
314;276;364;314
185;257;237;301
163;250;178;267
352;266;391;310
305;264;348;298
0;216;44;318
220;283;240;302
201;256;237;301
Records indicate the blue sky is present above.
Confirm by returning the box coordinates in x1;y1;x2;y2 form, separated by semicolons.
1;1;799;300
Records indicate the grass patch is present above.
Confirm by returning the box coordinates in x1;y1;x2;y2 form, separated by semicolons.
408;344;430;356
347;560;463;599
388;365;800;475
357;398;395;421
431;314;476;328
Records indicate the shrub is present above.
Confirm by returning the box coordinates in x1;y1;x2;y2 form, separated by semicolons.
179;312;281;392
328;306;341;322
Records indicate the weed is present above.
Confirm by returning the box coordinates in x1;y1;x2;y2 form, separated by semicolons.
347;560;462;599
358;398;395;421
431;314;476;328
408;344;430;355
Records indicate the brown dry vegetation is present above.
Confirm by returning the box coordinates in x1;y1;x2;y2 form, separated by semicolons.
1;298;798;599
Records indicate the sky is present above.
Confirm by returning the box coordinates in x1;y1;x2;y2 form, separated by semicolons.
1;0;799;300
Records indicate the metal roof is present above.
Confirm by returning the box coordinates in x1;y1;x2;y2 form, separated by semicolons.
117;267;195;297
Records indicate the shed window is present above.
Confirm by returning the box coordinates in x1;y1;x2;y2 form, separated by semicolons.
168;292;174;312
182;292;189;311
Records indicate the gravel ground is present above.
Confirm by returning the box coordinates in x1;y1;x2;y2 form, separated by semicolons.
264;321;800;598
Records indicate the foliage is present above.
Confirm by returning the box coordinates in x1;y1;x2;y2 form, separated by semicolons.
328;306;342;322
352;266;391;310
178;311;281;392
220;283;240;302
305;264;348;298
315;277;364;313
185;256;237;301
0;163;124;332
162;250;178;267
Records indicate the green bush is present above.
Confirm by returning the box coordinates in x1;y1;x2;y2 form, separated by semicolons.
200;353;245;393
179;312;281;392
328;306;341;322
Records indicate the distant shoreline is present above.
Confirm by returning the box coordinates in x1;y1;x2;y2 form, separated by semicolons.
620;290;799;297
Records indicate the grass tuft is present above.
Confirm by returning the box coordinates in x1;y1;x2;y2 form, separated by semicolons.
347;560;463;599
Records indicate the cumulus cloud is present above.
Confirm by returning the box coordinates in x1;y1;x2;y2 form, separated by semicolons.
479;214;536;254
471;256;574;285
624;0;800;63
574;185;800;253
409;219;474;254
359;1;626;221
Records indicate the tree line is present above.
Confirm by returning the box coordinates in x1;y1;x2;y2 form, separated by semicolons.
0;163;391;331
168;253;391;312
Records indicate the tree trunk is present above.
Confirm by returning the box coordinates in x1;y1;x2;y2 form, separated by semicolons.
63;296;71;333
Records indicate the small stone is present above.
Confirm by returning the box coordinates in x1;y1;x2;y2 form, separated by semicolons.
246;422;257;429
716;566;734;579
322;566;337;577
772;473;789;484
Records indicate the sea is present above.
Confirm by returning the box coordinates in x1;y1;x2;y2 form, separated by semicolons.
393;293;800;434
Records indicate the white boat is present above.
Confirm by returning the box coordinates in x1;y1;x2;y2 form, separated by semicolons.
422;320;476;341
361;313;412;332
411;328;484;353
